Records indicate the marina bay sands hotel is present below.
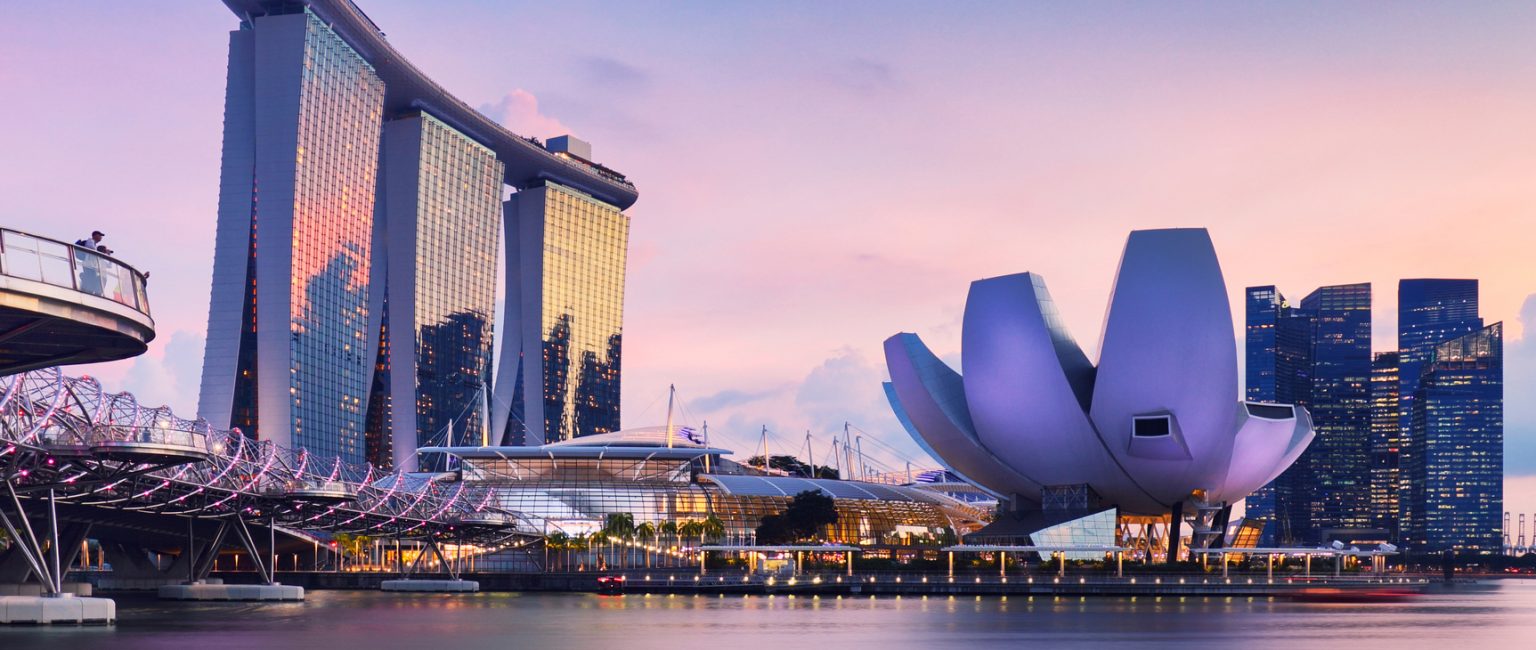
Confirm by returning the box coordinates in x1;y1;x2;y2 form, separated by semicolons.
197;0;639;470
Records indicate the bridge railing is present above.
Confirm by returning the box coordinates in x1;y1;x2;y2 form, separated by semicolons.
0;227;151;316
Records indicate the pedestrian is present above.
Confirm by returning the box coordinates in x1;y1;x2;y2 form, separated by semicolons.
74;230;105;249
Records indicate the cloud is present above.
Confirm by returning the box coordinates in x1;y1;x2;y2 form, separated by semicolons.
579;56;651;92
1504;293;1536;474
116;330;205;414
477;89;573;140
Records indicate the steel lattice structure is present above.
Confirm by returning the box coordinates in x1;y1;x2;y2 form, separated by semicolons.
0;368;534;561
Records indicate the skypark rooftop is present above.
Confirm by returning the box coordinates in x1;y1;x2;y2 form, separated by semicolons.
221;0;639;209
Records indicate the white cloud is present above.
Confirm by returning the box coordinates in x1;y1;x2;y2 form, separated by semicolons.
116;330;204;414
477;89;573;141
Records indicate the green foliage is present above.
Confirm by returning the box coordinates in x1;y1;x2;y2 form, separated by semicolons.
745;455;839;479
756;490;839;544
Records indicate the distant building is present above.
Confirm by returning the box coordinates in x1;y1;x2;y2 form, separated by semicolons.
1242;286;1285;543
1369;352;1401;538
1250;283;1373;544
1395;279;1483;539
1404;323;1503;553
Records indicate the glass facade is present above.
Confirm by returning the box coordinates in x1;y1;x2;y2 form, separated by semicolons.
458;455;973;546
1250;283;1372;544
503;182;629;445
1369;352;1401;538
280;12;384;463
1405;323;1503;552
1395;279;1482;542
372;114;503;471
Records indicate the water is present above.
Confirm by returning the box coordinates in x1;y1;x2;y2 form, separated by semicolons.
4;580;1536;649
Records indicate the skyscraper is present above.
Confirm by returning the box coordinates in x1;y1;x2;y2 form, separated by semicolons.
1247;283;1372;544
1395;279;1482;546
492;144;630;446
201;1;638;467
198;10;386;462
1404;323;1503;552
371;114;504;471
1368;352;1401;538
1242;286;1285;542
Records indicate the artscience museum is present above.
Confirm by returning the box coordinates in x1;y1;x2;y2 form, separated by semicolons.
883;228;1315;559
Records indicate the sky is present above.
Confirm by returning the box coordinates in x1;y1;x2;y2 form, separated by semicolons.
2;1;1535;517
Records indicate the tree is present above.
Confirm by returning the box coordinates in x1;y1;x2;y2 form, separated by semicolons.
636;522;656;567
755;490;839;544
602;513;636;567
745;455;839;479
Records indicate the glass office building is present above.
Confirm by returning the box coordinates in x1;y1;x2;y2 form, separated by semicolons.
198;9;385;463
1405;323;1503;552
494;174;630;446
1242;286;1285;542
1248;283;1372;544
1369;352;1401;538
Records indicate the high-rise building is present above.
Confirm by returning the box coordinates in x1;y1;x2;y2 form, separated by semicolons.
1394;279;1482;539
1404;323;1503;552
491;160;630;446
201;1;638;467
1242;286;1285;542
197;10;386;463
371;114;504;471
1247;283;1372;544
1368;352;1401;538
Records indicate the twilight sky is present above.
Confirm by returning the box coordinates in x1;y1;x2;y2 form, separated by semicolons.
3;2;1535;512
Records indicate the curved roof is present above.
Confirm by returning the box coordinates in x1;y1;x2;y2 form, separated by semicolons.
546;425;717;450
699;474;966;507
221;0;638;209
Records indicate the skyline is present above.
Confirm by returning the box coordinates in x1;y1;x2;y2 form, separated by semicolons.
3;1;1535;514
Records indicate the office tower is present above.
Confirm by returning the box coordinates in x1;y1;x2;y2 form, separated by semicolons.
1245;287;1284;402
1369;352;1401;538
1395;279;1482;538
1405;323;1503;552
1397;279;1481;428
1248;283;1372;544
1242;286;1285;542
202;2;639;467
370;115;504;471
493;145;630;446
198;10;386;462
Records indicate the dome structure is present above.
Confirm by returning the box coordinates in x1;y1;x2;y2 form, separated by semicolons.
883;228;1313;516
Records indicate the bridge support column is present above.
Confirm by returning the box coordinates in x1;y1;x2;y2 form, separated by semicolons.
0;480;60;594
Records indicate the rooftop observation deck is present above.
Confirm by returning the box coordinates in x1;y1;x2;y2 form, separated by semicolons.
0;228;155;375
221;0;639;210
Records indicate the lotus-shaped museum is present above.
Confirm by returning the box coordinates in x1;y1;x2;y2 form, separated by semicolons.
883;228;1313;517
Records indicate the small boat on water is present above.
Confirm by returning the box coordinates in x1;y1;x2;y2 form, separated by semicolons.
1287;587;1420;603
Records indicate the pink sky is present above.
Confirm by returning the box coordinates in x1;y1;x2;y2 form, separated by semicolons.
2;2;1534;516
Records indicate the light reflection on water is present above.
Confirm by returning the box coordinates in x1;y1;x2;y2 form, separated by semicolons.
3;580;1534;650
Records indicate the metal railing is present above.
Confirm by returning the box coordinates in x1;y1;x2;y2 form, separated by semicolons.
0;227;151;316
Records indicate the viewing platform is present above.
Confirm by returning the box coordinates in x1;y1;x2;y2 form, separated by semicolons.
0;227;154;375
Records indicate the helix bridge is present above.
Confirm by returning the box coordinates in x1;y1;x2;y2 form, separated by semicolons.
0;366;534;596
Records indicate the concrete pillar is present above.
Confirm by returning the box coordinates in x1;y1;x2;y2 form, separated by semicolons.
947;551;954;578
1221;552;1228;578
845;551;853;577
1116;551;1123;578
1167;501;1184;564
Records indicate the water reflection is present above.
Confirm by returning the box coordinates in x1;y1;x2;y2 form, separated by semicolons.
1;581;1533;649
